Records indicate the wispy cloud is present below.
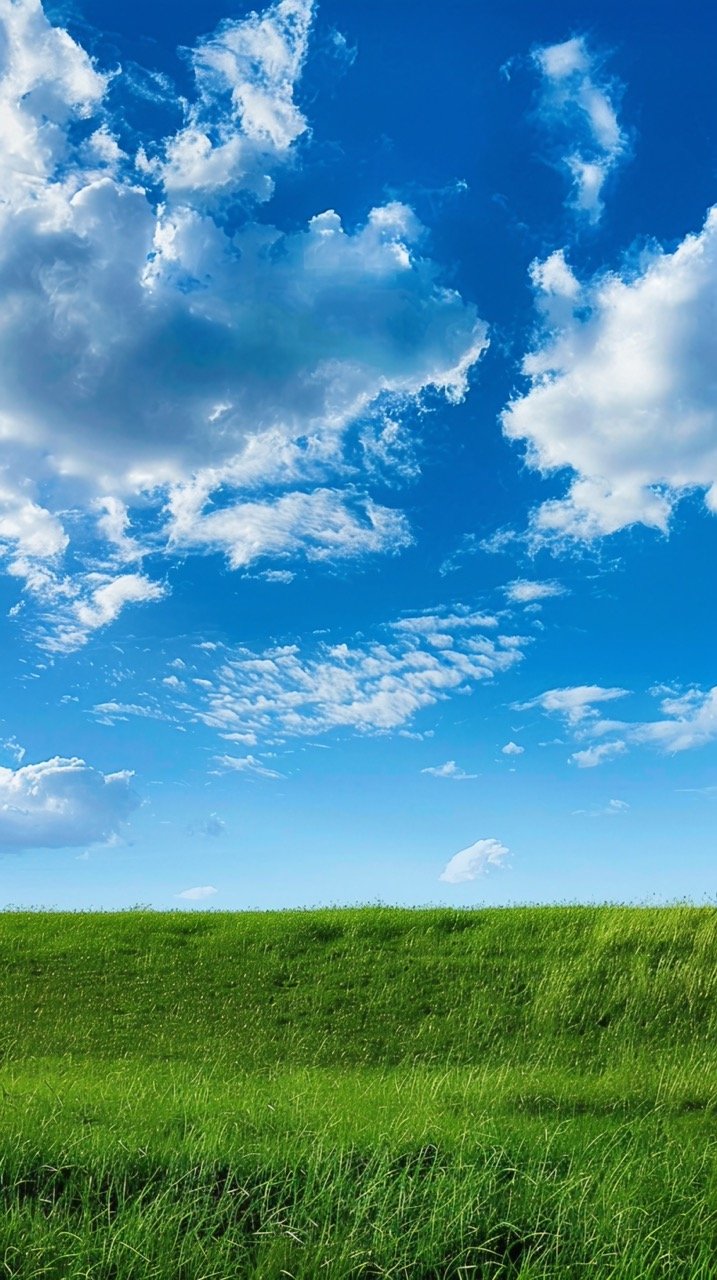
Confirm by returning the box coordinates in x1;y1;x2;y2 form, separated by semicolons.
532;35;627;223
573;798;629;817
630;687;717;754
569;741;627;769
177;885;218;901
515;685;629;725
421;760;477;780
214;754;285;780
1;737;25;764
504;579;566;605
522;682;717;767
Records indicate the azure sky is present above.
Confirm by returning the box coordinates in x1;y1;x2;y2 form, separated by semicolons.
0;0;715;909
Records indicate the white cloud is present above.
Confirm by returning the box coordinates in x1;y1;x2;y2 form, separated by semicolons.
214;753;284;779
0;756;138;851
0;0;107;187
530;249;580;300
22;572;167;654
533;35;626;223
177;885;218;901
570;740;627;768
631;686;717;753
171;612;526;744
516;685;628;725
574;798;629;816
439;837;509;884
504;579;566;604
151;0;313;202
2;737;25;764
501;741;524;755
92;700;167;725
96;498;144;564
72;575;167;636
504;206;717;542
421;760;477;780
166;487;411;567
0;0;488;644
520;680;717;767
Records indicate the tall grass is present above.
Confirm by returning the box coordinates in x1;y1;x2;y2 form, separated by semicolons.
1;906;716;1277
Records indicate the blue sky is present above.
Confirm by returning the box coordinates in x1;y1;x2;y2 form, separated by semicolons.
0;0;715;908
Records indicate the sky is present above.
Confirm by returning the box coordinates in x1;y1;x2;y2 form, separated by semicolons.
0;0;715;909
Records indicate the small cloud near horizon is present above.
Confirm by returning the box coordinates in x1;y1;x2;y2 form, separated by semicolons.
177;885;218;901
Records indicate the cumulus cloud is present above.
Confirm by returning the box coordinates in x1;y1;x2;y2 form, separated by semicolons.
501;741;524;755
529;249;580;302
504;579;566;604
0;0;488;646
533;35;627;223
504;207;717;542
439;837;509;884
177;885;218;900
0;757;138;851
421;760;477;780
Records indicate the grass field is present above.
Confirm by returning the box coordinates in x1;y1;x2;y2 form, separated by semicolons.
1;905;716;1278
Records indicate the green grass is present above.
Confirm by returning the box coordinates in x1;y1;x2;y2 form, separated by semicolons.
1;905;716;1277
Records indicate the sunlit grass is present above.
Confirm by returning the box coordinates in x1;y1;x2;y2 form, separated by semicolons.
1;905;716;1276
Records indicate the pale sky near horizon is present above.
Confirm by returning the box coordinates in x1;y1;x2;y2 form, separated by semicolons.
0;0;715;908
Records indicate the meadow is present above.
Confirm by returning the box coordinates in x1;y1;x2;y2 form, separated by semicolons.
0;904;716;1278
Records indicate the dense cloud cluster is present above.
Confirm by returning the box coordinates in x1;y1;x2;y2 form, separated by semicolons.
0;0;487;648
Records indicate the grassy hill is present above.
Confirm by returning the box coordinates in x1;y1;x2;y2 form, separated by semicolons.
1;906;716;1277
